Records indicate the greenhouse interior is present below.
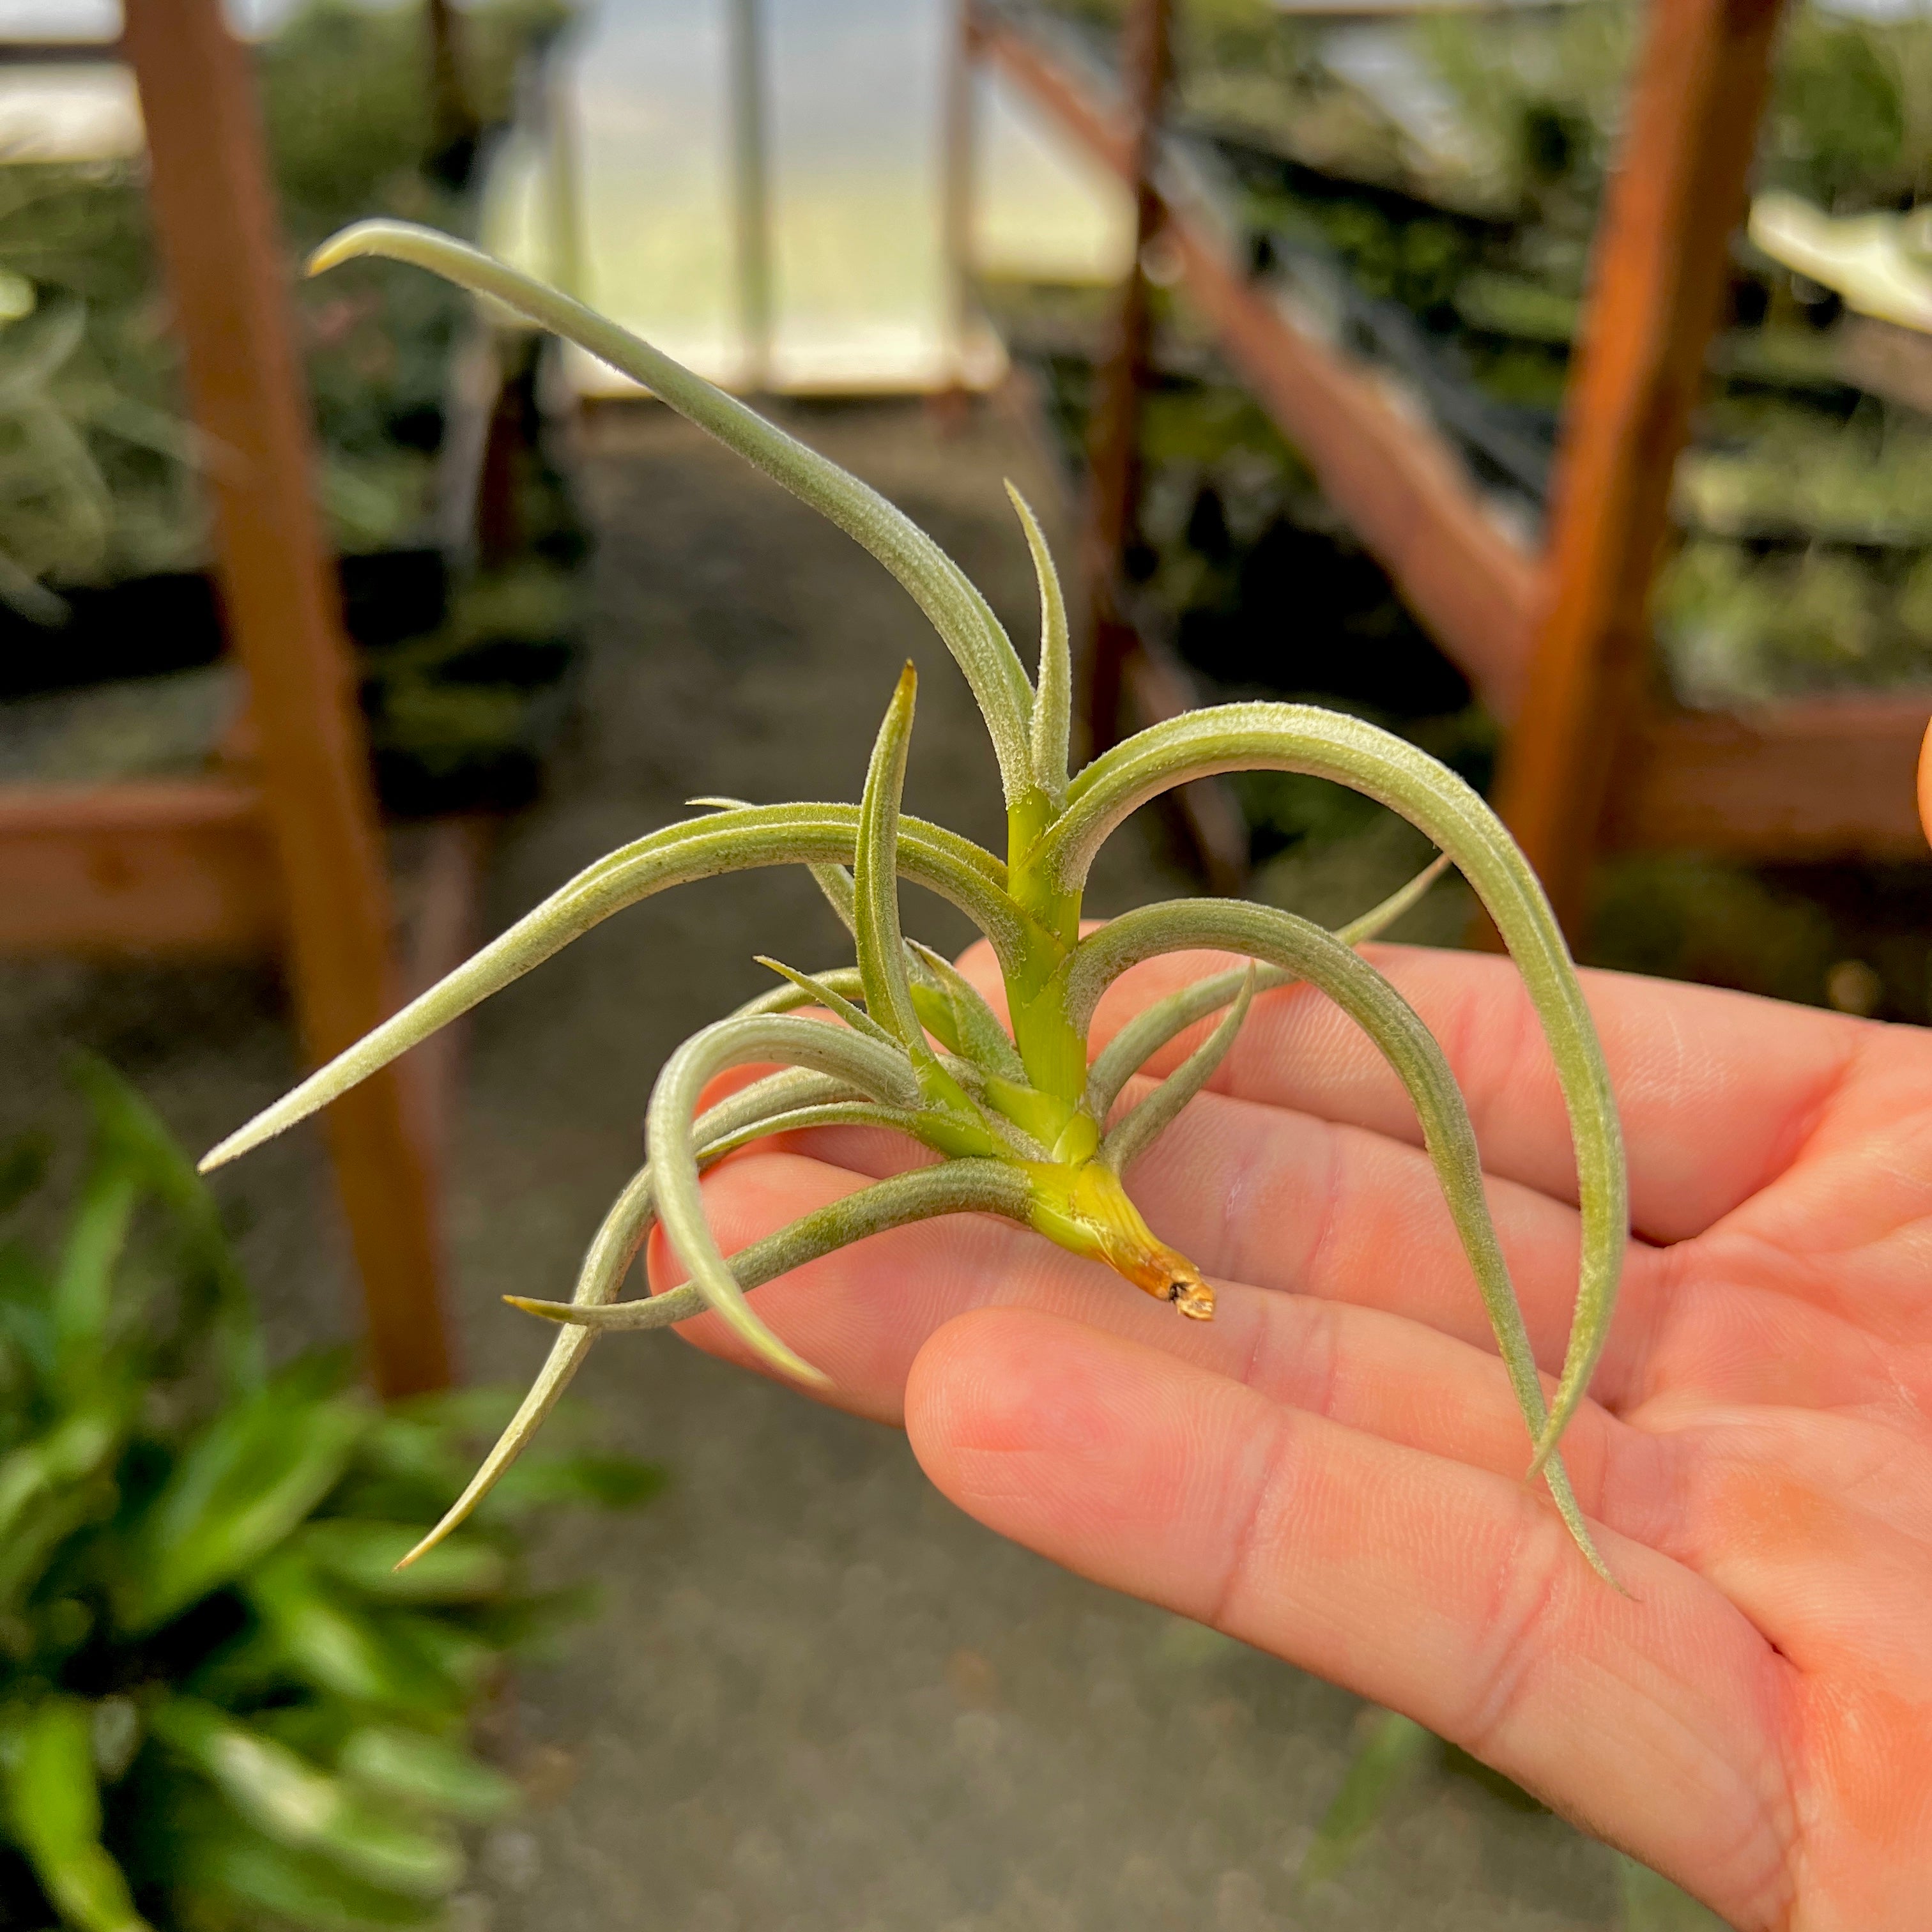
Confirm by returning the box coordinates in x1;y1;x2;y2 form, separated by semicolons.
1;1;1928;1929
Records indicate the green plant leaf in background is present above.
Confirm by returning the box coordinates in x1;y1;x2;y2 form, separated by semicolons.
0;1695;151;1932
338;1725;518;1823
1297;1708;1436;1891
0;1061;656;1931
119;1375;369;1636
296;1517;509;1603
150;1696;461;1900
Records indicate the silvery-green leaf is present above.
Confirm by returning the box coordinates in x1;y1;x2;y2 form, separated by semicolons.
311;220;1038;802
646;1013;924;1381
1082;855;1450;1123
512;1160;1034;1333
1043;705;1624;1472
201;803;1020;1174
1006;481;1070;801
1061;898;1615;1584
1099;967;1254;1173
907;940;1027;1084
854;666;928;1053
755;958;894;1045
398;1067;856;1565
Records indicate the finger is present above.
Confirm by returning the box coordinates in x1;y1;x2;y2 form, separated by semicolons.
664;1148;1664;1531
668;1149;1932;1690
953;937;1869;1245
904;1308;1795;1931
750;1062;1670;1409
1112;1076;1667;1407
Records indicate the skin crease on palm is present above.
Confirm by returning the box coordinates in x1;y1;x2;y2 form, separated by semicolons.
658;771;1932;1932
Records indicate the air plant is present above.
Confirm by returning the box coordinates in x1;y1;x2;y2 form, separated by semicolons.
200;220;1626;1584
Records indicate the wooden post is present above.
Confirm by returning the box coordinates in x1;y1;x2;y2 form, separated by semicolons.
423;0;480;181
1080;0;1170;760
1490;0;1786;935
123;0;453;1398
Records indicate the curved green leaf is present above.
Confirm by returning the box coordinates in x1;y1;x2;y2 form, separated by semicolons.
1043;705;1625;1469
1098;967;1254;1174
1006;482;1071;801
511;1158;1036;1333
311;220;1038;801
1080;854;1451;1123
200;803;1022;1176
1062;899;1614;1583
645;1013;928;1381
854;665;928;1052
395;1066;857;1567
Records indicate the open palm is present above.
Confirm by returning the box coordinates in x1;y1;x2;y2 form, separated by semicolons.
667;942;1932;1932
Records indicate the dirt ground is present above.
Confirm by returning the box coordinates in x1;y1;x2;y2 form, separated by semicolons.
0;399;1630;1930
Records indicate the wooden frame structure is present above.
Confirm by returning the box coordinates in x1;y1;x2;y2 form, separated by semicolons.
967;0;1932;930
0;0;475;1397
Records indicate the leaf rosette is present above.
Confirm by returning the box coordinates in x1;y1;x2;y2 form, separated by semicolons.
202;220;1628;1585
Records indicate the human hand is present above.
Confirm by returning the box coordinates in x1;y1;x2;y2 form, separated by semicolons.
661;942;1932;1932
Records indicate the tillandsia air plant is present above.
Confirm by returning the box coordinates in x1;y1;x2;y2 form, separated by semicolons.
201;220;1629;1584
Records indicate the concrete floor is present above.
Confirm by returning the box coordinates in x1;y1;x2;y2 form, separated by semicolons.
0;399;1623;1930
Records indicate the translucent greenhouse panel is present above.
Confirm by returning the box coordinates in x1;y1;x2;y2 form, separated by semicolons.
764;0;957;392
482;0;1124;399
969;63;1131;288
561;0;748;392
0;63;140;161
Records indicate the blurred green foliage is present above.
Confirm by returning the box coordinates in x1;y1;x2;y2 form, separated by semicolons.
0;1064;658;1931
1762;8;1932;213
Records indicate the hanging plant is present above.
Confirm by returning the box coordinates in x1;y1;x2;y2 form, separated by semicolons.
202;220;1627;1587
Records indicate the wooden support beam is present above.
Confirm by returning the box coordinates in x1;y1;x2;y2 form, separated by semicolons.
398;816;494;1183
0;780;277;954
1608;696;1932;862
123;0;453;1399
1165;226;1538;716
1079;0;1170;759
1920;717;1932;848
1121;634;1252;894
972;6;1536;717
1491;0;1787;932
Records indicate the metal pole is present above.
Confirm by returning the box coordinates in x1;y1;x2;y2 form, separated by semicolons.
728;0;773;390
942;0;976;388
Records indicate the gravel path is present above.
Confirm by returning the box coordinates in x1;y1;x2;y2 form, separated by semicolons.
0;398;1623;1932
